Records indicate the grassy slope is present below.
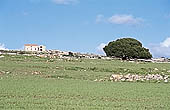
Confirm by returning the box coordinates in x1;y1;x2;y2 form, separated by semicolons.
0;55;170;110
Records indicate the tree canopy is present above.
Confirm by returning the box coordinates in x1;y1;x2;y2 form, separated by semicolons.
103;38;152;59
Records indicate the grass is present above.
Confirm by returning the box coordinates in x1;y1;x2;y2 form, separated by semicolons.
0;55;170;109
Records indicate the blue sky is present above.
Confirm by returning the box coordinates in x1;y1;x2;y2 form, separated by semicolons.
0;0;170;57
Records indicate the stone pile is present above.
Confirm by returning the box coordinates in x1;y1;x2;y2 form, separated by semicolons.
110;74;169;83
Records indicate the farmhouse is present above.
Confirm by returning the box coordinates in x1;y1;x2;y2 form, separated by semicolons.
24;44;46;52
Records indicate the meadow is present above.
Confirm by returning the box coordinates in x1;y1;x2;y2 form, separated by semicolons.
0;55;170;110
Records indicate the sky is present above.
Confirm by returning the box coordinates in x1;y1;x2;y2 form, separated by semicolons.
0;0;170;57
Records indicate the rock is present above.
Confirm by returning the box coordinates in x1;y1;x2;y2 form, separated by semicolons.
94;79;98;82
121;78;126;82
99;79;102;81
0;56;4;58
6;71;10;74
110;77;114;81
154;68;159;71
126;78;133;82
32;71;41;75
56;66;60;69
164;79;168;83
157;81;161;83
110;74;123;81
164;76;169;80
141;79;144;82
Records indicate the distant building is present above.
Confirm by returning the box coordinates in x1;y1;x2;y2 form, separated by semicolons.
24;44;46;52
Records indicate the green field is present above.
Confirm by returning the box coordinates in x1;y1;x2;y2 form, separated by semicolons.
0;55;170;110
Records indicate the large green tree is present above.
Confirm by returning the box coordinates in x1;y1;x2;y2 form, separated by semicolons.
103;38;152;59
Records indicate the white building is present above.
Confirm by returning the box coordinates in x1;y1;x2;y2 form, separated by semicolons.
24;44;46;52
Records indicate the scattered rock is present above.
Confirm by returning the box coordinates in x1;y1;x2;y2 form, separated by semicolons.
110;74;169;83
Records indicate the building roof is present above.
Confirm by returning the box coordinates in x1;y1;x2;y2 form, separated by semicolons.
24;44;38;46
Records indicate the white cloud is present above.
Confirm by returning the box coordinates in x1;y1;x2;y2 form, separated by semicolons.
149;37;170;57
108;14;143;25
0;43;7;50
52;0;78;5
160;37;170;47
96;43;106;55
96;14;143;25
96;14;105;23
